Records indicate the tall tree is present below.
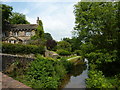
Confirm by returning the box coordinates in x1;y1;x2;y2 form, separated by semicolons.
36;20;44;39
73;1;120;77
9;12;30;24
30;20;45;46
74;2;118;51
44;33;53;40
1;4;13;30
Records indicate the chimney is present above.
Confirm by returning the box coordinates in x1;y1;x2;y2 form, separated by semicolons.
37;17;39;24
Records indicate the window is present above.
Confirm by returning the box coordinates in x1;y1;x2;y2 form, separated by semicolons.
10;40;14;44
25;32;31;36
13;32;18;36
2;32;5;37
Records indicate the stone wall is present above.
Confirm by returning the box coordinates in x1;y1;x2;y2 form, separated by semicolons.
3;30;36;44
1;53;34;71
45;50;59;59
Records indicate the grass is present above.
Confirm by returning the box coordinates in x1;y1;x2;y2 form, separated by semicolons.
62;55;78;59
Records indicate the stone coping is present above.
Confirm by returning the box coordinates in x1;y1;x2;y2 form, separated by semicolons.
1;72;33;89
0;53;35;58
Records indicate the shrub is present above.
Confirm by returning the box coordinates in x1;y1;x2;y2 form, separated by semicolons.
86;70;114;88
59;57;73;73
2;43;45;54
73;50;81;56
24;55;66;88
46;40;57;51
57;41;72;52
57;49;71;56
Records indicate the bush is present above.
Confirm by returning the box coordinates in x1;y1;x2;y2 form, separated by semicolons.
4;55;72;89
24;55;66;88
2;43;45;54
46;40;57;51
57;49;71;56
86;70;114;88
59;57;73;73
57;41;72;52
73;50;81;56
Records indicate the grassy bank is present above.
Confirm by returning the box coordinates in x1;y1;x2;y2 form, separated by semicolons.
4;55;73;89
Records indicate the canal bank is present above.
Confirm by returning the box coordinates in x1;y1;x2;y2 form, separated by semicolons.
59;58;88;88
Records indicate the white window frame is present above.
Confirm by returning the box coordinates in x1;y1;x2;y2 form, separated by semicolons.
11;40;14;44
13;32;18;36
25;32;31;36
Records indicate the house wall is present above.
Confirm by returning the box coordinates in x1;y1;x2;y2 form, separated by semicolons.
3;30;36;44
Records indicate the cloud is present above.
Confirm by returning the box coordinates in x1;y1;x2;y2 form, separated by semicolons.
41;3;75;40
3;1;77;41
22;9;30;15
25;2;76;41
1;0;80;2
26;16;36;24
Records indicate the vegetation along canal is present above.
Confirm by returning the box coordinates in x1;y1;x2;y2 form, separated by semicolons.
59;58;88;88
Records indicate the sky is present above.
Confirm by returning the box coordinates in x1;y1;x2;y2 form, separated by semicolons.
2;0;80;41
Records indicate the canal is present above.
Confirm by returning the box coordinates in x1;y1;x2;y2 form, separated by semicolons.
59;59;88;88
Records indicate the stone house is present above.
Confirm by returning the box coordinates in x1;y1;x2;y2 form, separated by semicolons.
2;17;40;44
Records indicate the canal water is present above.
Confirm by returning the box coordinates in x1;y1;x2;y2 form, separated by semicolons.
59;59;88;88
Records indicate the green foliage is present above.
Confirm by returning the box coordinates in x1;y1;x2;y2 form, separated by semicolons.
86;70;114;88
57;41;72;52
1;4;13;30
44;33;53;40
62;37;81;51
46;40;57;51
36;25;44;39
4;60;29;78
24;55;67;88
1;4;13;21
4;55;73;89
32;20;44;40
59;57;73;73
28;39;46;47
2;43;45;54
73;2;119;50
30;20;45;46
73;1;120;88
9;12;30;24
86;50;117;64
73;50;81;56
114;74;120;88
57;49;71;56
80;43;95;56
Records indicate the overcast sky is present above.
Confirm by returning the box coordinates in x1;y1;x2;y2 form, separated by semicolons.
2;0;80;41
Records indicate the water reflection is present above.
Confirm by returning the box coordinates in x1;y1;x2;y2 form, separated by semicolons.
59;63;88;88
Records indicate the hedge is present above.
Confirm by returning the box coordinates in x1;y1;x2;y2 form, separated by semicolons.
57;49;71;56
2;43;45;54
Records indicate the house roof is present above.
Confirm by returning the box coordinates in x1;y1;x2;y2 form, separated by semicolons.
10;24;38;31
3;36;23;41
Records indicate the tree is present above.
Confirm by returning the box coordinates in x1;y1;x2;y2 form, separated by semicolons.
57;41;71;52
30;20;45;46
9;12;30;24
44;33;53;40
73;1;120;76
62;37;82;51
46;40;57;50
74;2;118;51
1;4;13;30
31;20;44;40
